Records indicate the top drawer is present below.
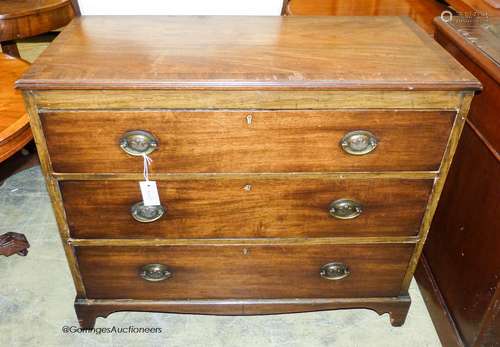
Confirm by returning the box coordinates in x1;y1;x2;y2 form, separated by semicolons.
40;110;454;173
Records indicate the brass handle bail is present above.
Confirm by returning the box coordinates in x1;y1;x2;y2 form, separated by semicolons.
119;130;158;156
340;130;378;155
139;264;172;282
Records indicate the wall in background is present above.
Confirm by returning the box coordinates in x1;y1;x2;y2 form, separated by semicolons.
78;0;284;15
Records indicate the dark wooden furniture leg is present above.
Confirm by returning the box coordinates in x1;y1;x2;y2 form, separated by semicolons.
75;300;100;330
0;232;30;256
388;301;411;327
1;40;20;58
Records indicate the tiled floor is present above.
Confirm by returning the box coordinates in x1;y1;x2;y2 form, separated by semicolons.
0;167;442;346
17;33;58;63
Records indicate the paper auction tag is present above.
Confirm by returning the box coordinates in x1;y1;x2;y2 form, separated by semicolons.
139;181;161;206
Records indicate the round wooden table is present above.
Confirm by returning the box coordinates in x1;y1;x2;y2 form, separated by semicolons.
0;0;77;57
0;53;31;163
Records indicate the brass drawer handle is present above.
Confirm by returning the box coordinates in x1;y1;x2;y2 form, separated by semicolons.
320;262;350;280
340;130;378;155
329;199;363;219
139;264;172;282
119;130;158;156
131;202;165;223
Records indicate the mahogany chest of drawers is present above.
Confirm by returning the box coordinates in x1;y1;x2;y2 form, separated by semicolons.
17;16;480;329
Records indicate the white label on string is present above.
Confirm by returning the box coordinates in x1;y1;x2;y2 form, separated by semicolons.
139;152;160;206
140;181;161;206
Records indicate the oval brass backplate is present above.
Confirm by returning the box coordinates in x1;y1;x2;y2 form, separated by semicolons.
340;130;378;155
119;130;158;156
329;199;363;219
320;262;350;280
131;202;165;223
139;263;172;282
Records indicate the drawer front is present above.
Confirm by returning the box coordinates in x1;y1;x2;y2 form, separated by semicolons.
61;178;432;239
77;243;414;299
41;110;454;173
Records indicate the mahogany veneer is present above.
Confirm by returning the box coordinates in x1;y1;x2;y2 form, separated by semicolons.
0;50;32;258
41;110;455;173
0;53;31;162
416;16;500;347
0;0;76;57
60;178;433;239
77;244;414;300
446;0;500;16
17;16;479;329
285;0;448;34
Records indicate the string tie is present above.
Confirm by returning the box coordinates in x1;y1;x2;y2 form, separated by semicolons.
142;153;153;181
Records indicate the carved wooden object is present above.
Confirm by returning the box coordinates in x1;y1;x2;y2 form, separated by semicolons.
0;232;30;256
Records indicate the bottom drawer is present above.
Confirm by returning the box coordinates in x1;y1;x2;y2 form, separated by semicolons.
77;243;414;300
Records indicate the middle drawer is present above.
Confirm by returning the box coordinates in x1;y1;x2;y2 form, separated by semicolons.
60;178;432;239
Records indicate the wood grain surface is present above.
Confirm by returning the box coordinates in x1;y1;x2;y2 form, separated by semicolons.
0;53;31;162
424;125;500;346
416;19;499;346
415;256;466;347
21;90;87;296
16;16;480;90
435;17;500;153
76;243;415;300
446;0;500;16
0;0;75;42
74;296;412;329
286;0;447;34
41;110;455;173
60;178;433;239
17;15;479;327
31;90;465;109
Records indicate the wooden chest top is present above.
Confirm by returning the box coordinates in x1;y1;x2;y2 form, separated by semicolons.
17;16;480;91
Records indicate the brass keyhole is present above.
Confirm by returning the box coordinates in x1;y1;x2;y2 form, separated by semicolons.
246;114;253;125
